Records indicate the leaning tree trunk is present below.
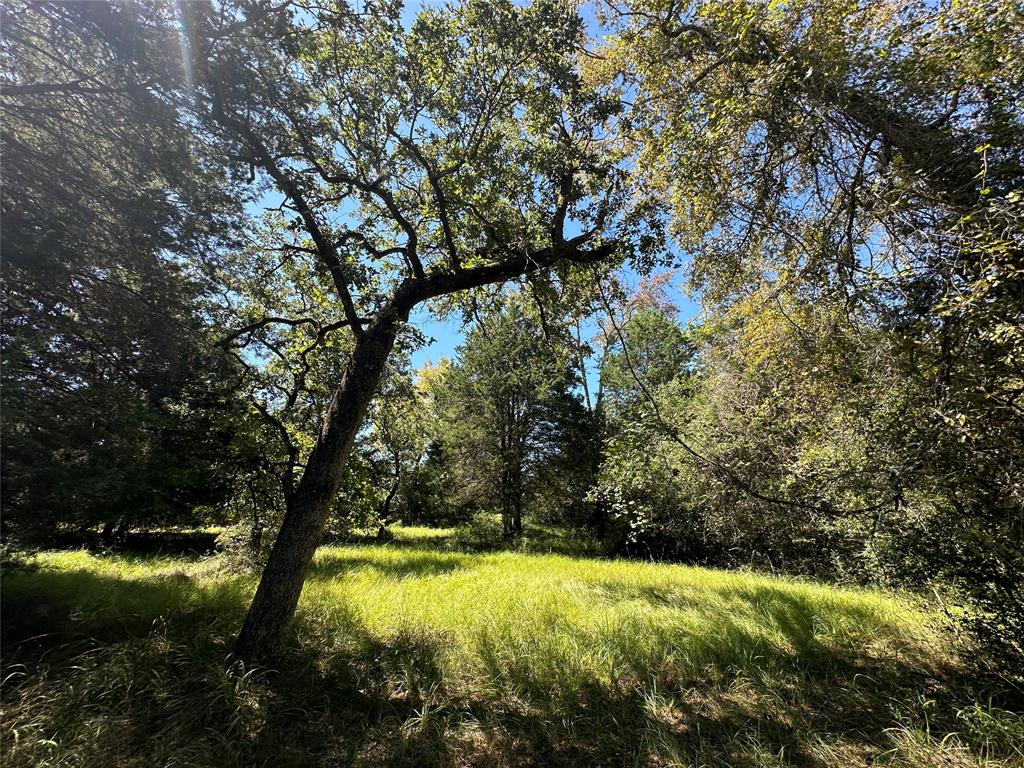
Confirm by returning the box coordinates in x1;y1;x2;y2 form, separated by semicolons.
234;309;405;662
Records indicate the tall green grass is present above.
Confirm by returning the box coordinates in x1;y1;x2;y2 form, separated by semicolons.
301;545;941;688
2;528;1021;767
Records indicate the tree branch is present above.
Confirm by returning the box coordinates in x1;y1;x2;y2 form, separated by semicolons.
322;168;426;279
221;316;361;347
210;105;366;333
393;239;616;314
395;134;462;271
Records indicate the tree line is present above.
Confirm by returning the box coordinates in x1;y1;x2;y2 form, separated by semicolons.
1;0;1020;674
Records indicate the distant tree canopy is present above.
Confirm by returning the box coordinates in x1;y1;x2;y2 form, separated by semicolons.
427;294;595;538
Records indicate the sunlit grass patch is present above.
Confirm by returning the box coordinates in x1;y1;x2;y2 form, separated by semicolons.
2;538;1017;768
299;546;944;692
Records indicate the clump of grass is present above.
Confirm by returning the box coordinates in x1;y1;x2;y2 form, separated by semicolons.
2;541;1019;767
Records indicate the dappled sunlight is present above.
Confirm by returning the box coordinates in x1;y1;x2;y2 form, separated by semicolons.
271;545;958;755
3;542;1011;768
296;544;942;692
4;546;945;690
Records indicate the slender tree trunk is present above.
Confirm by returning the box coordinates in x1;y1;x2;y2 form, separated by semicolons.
376;464;401;540
250;519;264;556
248;483;264;556
500;462;524;539
234;309;405;662
499;411;513;540
575;320;592;412
500;464;514;540
511;461;523;537
100;520;116;547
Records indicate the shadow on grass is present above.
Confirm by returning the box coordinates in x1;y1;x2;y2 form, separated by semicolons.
0;563;978;768
308;550;471;581
2;565;480;767
0;565;251;652
335;528;456;551
584;579;926;666
40;529;220;555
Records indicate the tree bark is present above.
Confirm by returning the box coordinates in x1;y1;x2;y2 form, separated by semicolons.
511;462;523;537
376;459;401;540
100;520;116;547
234;307;406;662
501;465;514;540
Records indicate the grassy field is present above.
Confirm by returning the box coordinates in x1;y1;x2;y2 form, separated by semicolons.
2;526;1021;767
